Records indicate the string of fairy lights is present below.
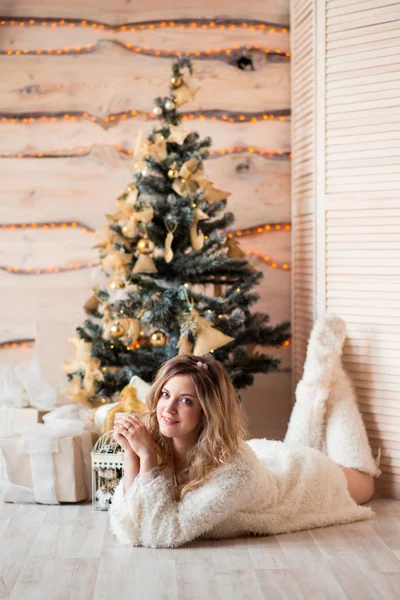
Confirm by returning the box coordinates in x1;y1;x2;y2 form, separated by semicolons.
0;17;289;31
0;110;291;127
1;41;290;58
1;221;291;274
0;339;35;350
0;144;291;160
0;17;290;34
0;17;290;57
0;337;291;351
0;16;291;350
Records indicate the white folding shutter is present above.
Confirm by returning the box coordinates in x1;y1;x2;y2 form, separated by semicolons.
322;0;400;499
291;0;316;392
292;0;400;498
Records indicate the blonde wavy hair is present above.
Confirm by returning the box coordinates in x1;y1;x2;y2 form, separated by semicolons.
142;354;248;500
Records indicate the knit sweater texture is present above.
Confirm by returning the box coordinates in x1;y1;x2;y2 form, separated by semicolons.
109;438;373;548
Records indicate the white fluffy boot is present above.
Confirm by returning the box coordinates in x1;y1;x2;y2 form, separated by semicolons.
324;365;382;477
284;315;347;451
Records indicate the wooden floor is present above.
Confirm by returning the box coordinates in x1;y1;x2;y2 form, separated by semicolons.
0;497;399;600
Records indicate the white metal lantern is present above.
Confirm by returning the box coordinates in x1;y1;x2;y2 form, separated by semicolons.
91;430;124;511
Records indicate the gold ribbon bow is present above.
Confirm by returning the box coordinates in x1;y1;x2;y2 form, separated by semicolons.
172;158;231;204
122;206;154;238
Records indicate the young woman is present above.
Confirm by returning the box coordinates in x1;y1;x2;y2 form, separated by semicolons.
109;315;381;548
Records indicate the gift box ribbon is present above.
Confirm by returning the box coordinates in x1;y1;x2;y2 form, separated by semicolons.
0;408;94;504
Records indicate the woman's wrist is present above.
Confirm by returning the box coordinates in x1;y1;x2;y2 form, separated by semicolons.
122;452;140;493
139;450;158;475
124;450;140;466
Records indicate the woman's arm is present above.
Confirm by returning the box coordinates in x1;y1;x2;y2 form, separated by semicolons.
123;452;140;493
110;446;253;548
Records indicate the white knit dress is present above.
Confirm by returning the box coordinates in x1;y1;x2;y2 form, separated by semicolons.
109;439;374;549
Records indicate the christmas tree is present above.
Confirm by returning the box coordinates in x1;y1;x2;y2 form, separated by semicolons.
61;58;290;406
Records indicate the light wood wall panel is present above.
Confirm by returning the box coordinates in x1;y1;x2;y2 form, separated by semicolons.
291;0;400;498
0;151;291;228
0;119;291;155
290;0;315;392
3;1;290;23
0;24;290;53
0;2;292;441
0;48;290;115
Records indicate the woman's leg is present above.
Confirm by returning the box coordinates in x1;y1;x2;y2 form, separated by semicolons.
339;466;375;505
324;364;381;504
284;314;381;505
284;315;347;450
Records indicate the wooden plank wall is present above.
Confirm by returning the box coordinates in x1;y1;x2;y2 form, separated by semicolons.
0;1;292;441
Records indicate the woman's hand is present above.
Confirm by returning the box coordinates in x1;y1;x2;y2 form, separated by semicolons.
114;414;157;461
112;428;138;458
113;426;140;493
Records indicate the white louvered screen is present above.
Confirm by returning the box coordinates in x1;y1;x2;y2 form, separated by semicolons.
292;0;400;498
291;0;316;393
322;1;400;498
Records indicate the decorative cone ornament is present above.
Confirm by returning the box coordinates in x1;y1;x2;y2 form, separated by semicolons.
191;309;234;355
132;236;158;274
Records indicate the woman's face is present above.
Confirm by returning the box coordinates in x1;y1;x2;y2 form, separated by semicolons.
156;374;203;440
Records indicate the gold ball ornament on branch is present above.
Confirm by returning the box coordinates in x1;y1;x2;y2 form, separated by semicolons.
168;166;179;179
170;76;183;88
110;322;125;339
149;330;167;347
109;279;126;290
137;237;155;254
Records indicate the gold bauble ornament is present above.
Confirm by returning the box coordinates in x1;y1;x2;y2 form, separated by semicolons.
109;279;126;289
149;330;167;347
137;237;155;254
168;168;179;179
170;76;183;88
110;322;125;338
